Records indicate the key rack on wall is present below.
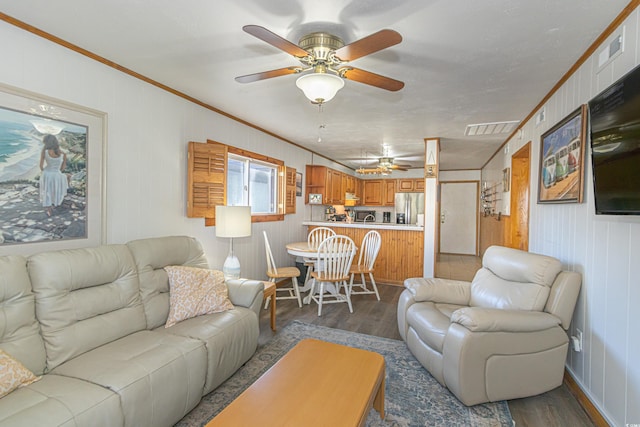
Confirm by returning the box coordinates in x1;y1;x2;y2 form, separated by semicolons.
480;182;502;219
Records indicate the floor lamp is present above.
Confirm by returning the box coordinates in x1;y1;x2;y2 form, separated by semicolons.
215;205;252;280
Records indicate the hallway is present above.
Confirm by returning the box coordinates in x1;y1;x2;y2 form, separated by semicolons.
435;253;482;281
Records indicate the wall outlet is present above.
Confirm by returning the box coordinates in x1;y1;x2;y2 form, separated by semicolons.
577;329;583;351
572;329;583;352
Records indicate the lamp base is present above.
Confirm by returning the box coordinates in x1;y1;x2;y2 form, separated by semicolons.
223;254;241;280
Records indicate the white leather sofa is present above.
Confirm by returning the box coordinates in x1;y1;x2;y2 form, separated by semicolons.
397;245;581;406
0;236;263;427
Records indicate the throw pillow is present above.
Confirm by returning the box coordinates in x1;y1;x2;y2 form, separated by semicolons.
164;266;234;328
0;349;41;398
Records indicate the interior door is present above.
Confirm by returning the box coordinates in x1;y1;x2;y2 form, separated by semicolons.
439;181;479;255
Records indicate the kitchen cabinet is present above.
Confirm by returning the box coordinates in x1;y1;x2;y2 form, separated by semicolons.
344;174;357;194
329;169;344;204
383;179;396;206
354;178;363;203
306;165;422;207
357;178;425;206
305;165;356;205
363;180;383;205
305;165;328;204
397;178;425;192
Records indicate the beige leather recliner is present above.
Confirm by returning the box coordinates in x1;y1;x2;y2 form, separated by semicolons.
397;245;581;406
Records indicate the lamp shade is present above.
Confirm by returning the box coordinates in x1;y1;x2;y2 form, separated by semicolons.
215;206;252;238
296;73;345;104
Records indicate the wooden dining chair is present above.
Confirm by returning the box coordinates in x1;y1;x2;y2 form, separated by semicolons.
309;235;356;316
348;230;382;300
303;227;336;283
263;231;302;308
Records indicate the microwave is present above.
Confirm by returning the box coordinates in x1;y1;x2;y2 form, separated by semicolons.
355;210;377;222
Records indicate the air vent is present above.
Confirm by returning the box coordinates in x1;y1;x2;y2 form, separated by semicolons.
464;120;520;136
598;28;624;70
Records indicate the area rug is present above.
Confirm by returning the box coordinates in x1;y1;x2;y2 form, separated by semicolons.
176;320;514;427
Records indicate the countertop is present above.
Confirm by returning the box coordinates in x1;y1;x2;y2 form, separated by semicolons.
302;221;424;231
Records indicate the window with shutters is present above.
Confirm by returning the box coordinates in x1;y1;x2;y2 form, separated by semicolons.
187;140;293;224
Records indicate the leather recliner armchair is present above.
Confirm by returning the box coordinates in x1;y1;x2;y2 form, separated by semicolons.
397;245;581;406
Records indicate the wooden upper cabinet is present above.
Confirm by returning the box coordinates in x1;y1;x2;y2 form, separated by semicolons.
344;174;356;193
285;166;296;214
305;165;328;204
354;177;363;204
187;141;227;219
397;178;425;192
304;165;418;206
397;179;414;192
324;168;333;204
330;169;344;204
383;179;396;206
363;180;383;205
305;165;352;205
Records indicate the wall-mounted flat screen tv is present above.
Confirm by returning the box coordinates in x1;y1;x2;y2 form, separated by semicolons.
588;63;640;215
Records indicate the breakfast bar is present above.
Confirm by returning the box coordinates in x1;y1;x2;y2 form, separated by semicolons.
302;221;424;285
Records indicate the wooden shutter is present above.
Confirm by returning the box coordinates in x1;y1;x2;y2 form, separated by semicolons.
285;166;296;214
187;141;227;220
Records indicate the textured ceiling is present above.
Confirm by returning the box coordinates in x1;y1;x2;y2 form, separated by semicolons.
0;0;630;171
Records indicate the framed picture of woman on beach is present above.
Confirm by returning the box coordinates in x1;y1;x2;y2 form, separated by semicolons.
0;83;106;256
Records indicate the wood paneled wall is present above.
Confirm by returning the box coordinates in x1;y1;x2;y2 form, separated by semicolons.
309;226;423;285
479;214;510;256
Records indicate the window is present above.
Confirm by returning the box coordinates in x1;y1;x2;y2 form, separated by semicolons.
227;154;278;214
187;140;293;225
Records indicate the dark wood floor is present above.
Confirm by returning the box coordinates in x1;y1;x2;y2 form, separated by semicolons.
258;276;594;427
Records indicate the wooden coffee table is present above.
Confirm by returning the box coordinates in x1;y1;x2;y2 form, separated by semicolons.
206;338;385;427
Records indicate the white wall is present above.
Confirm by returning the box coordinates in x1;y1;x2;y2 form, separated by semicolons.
483;9;640;426
439;169;481;182
0;21;346;281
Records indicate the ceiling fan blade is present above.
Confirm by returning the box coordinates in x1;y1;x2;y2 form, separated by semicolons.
356;168;385;174
334;29;402;62
235;66;303;83
243;25;310;58
339;67;404;91
390;165;409;171
343;157;379;162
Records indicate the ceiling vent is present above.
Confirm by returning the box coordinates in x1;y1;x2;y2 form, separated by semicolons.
464;120;520;136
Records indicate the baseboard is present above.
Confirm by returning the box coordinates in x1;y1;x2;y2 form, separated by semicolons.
563;370;610;427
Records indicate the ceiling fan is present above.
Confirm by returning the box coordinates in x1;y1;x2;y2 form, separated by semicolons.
356;157;412;175
235;25;404;103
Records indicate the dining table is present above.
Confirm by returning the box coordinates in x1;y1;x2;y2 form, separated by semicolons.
285;241;357;304
285;241;318;257
285;241;317;303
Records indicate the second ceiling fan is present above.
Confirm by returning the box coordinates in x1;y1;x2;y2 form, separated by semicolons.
235;25;404;103
356;157;411;175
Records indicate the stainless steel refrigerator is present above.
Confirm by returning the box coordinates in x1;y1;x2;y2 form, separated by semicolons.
394;192;425;225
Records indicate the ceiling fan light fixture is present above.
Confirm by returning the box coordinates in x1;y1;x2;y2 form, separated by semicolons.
296;72;344;104
379;157;393;167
